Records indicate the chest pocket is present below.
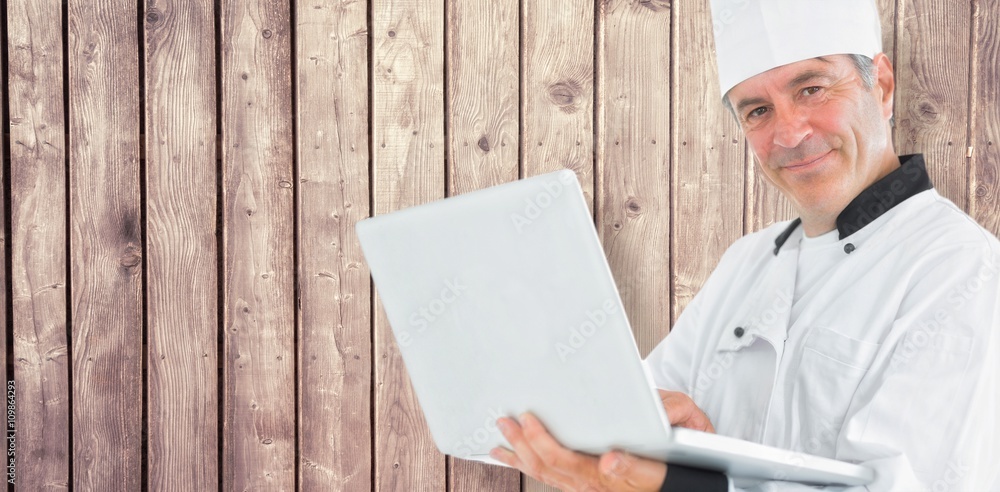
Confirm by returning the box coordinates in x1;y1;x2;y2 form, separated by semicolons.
792;327;880;457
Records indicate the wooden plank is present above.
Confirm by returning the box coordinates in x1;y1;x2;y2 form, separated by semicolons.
878;0;898;66
522;0;594;201
597;0;671;357
446;0;518;192
878;0;899;154
671;0;744;320
143;0;219;489
66;0;143;488
444;0;520;490
971;0;1000;235
294;0;372;489
748;0;900;232
219;0;296;488
895;0;971;208
372;0;446;489
0;2;8;485
0;3;6;458
520;2;594;490
7;0;70;488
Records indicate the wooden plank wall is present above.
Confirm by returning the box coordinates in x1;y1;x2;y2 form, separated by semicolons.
144;0;218;489
1;0;997;490
67;0;144;489
7;0;69;488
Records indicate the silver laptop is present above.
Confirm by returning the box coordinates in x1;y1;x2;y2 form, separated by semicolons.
356;169;874;486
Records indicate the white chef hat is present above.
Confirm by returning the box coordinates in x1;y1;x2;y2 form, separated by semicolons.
711;0;883;97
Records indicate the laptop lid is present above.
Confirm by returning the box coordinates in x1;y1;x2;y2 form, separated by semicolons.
356;169;673;460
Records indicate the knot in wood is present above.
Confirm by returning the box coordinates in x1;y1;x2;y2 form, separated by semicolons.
547;81;582;113
915;100;939;122
478;136;490;152
625;197;642;217
262;29;273;39
120;245;142;269
145;9;162;27
638;0;671;12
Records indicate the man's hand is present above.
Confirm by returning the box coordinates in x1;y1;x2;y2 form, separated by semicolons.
658;390;715;433
490;413;667;491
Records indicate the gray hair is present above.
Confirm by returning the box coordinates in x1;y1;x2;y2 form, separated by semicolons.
849;54;877;89
722;54;878;117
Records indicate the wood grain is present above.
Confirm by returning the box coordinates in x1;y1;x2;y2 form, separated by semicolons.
0;4;6;458
67;0;143;488
895;0;971;208
143;0;219;489
671;0;744;321
372;0;446;490
294;0;372;489
878;0;898;65
522;0;594;201
7;0;70;488
219;0;296;489
445;0;521;490
972;0;1000;236
446;0;519;193
598;0;671;357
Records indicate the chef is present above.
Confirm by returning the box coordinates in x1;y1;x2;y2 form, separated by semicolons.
488;0;1000;490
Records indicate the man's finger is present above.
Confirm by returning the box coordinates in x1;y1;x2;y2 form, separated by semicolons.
490;446;522;468
519;412;600;475
659;391;716;433
496;416;547;477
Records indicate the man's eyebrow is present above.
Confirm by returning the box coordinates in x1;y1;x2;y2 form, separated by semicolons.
786;70;833;90
733;69;835;115
734;96;769;115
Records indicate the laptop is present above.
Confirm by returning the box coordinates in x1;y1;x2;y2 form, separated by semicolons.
355;169;874;486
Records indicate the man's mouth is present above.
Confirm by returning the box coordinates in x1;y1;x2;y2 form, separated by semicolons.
783;150;833;171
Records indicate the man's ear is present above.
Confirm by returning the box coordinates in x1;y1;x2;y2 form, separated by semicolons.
873;52;895;120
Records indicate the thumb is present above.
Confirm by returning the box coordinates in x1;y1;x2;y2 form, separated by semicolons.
597;451;667;491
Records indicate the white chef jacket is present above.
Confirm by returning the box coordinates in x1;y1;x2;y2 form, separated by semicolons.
646;157;1000;491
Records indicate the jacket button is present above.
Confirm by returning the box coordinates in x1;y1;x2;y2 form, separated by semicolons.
734;327;745;338
844;243;856;254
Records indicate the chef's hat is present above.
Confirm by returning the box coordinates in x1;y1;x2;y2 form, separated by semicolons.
711;0;883;97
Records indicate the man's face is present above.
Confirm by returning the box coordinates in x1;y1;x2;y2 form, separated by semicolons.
727;54;896;222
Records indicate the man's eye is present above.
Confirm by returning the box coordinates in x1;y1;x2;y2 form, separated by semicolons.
747;107;768;119
802;86;822;96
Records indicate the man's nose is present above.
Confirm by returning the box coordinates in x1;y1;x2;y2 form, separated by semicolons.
772;106;812;149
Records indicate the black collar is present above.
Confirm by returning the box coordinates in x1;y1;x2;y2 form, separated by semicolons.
773;154;933;255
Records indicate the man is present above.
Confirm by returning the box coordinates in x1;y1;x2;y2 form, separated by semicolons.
488;1;1000;490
